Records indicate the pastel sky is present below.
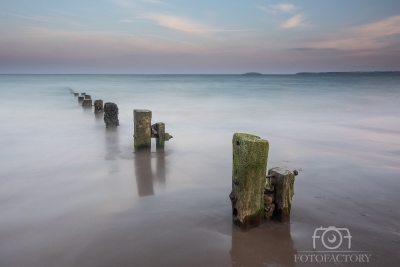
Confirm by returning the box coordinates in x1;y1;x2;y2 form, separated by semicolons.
1;0;400;74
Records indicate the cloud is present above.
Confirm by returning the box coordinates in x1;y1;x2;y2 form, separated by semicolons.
258;3;296;14
143;13;216;34
307;15;400;51
281;14;306;28
118;19;137;23
141;0;164;4
8;13;81;26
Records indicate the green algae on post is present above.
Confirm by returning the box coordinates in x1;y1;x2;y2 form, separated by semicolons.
268;167;296;223
134;109;152;150
230;133;269;231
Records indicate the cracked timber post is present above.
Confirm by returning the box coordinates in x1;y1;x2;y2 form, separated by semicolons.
268;167;296;223
134;109;152;150
230;133;269;231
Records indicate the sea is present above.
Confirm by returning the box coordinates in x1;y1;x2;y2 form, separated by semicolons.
0;74;399;266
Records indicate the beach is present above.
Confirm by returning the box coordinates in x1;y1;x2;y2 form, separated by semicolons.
0;74;399;266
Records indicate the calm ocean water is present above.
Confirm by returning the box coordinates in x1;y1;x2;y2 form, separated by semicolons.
0;74;399;266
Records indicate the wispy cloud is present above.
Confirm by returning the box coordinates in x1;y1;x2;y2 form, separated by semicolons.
143;13;216;34
258;4;296;14
8;13;81;26
141;0;164;4
142;13;259;35
118;19;137;23
309;15;400;51
281;14;307;28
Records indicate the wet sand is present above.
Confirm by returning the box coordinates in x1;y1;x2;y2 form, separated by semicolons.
0;75;399;266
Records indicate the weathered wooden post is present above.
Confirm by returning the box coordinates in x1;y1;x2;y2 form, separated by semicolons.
81;93;86;96
82;99;92;107
268;167;296;223
94;100;103;114
134;109;152;150
78;96;84;103
230;133;269;231
74;93;79;96
84;95;91;100
104;102;119;128
151;122;173;149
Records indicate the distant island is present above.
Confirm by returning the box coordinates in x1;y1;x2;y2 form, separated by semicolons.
243;72;263;76
296;71;400;75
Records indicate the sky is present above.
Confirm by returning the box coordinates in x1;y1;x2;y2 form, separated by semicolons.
1;0;400;74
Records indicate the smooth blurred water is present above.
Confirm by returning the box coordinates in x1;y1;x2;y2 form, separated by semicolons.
0;74;399;266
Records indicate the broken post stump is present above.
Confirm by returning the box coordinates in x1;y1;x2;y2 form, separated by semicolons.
151;122;173;149
230;133;269;231
94;100;103;114
78;96;84;102
74;93;79;96
84;95;91;100
82;99;92;107
134;109;152;150
268;167;296;223
104;102;119;128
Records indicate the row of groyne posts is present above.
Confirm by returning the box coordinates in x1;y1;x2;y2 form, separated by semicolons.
70;89;172;149
70;89;298;232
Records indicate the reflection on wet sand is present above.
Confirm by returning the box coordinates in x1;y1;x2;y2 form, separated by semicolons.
134;150;154;196
231;223;296;266
134;149;167;197
155;148;166;185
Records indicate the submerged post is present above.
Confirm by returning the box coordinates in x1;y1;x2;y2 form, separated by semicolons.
82;99;92;107
230;133;269;231
134;109;152;150
104;102;119;128
81;93;86;96
151;122;173;149
268;167;296;223
74;93;79;96
94;100;103;114
78;96;84;103
84;95;91;100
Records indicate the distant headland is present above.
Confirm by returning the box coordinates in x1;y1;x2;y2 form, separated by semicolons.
242;72;263;76
295;71;400;75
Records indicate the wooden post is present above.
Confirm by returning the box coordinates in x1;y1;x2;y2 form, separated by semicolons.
82;99;92;107
104;102;119;128
74;93;79;96
81;93;86;96
84;95;91;99
94;100;103;114
269;167;296;223
78;96;84;102
155;122;165;148
230;133;269;231
134;109;152;150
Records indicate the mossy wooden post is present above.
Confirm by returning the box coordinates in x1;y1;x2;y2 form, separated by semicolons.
269;167;296;223
230;133;269;231
82;99;92;107
134;109;152;150
94;100;103;114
